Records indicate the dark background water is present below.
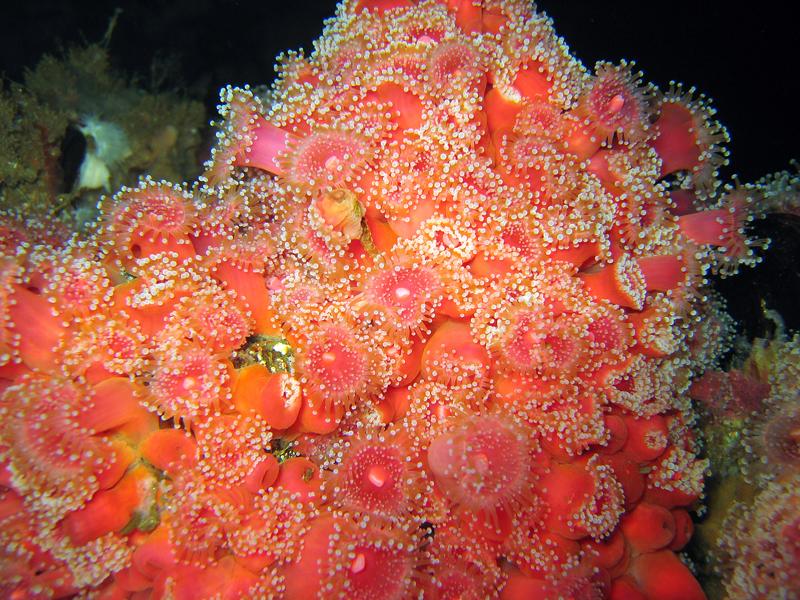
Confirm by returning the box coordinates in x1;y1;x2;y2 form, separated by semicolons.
2;0;798;337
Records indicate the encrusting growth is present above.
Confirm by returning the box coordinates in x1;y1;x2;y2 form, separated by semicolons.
0;1;789;598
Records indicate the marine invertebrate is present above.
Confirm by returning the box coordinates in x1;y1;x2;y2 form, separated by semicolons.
688;325;800;596
427;413;541;531
718;475;800;598
322;426;428;519
0;1;792;598
576;61;649;146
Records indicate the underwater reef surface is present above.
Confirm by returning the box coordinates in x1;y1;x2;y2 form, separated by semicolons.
0;1;798;598
0;44;205;230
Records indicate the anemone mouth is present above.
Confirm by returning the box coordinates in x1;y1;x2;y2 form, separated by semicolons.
501;130;563;177
371;137;440;227
361;262;443;333
147;343;231;422
614;186;670;248
205;228;278;274
500;221;543;258
280;129;373;193
225;487;312;565
500;308;588;377
513;100;566;140
585;62;649;144
40;253;111;318
427;415;535;518
321;516;420;600
16;409;91;479
430;558;497;600
392;3;453;47
586;305;634;365
333;435;415;517
135;191;193;236
62;314;148;378
297;322;375;408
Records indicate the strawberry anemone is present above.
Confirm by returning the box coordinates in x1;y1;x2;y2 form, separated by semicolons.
636;254;688;293
324;427;425;519
160;285;254;355
426;547;504;600
758;400;800;473
0;0;768;596
233;366;303;430
101;179;196;266
282;514;422;600
295;321;383;412
0;258;21;368
421;319;491;391
203;229;280;335
193;414;272;489
34;249;112;321
677;187;755;265
112;252;201;337
576;62;648;150
370;136;441;238
651;86;729;186
356;260;443;335
579;254;647;310
541;457;625;541
513;100;568;143
496;305;592;380
0;512;78;599
224;487;314;572
203;86;294;186
585;304;634;370
146;341;233;423
279;129;373;193
61;314;149;381
3;279;68;372
426;414;541;534
163;478;228;567
427;39;486;97
0;374;126;513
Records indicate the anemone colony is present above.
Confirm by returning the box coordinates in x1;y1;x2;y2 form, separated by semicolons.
0;1;790;598
689;323;800;598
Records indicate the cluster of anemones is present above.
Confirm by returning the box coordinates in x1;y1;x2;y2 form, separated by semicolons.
0;0;777;598
690;324;800;598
